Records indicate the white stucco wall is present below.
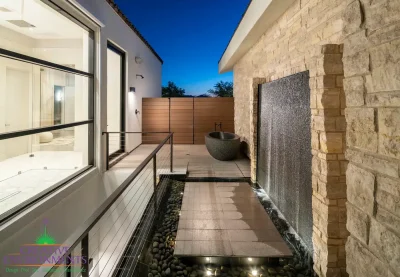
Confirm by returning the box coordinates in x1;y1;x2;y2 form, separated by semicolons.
0;0;162;276
76;0;162;154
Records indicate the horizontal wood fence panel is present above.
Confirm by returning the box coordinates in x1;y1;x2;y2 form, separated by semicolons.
142;98;169;144
142;97;234;144
194;98;234;144
170;98;193;144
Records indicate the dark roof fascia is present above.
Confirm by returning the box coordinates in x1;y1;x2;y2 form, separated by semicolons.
106;0;163;64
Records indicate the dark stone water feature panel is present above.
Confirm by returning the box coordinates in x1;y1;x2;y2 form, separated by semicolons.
257;71;313;252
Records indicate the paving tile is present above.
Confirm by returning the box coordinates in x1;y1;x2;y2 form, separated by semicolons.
175;181;292;258
176;240;232;256
227;229;283;242
181;203;223;211
190;219;224;230
218;191;258;198
230;242;292;257
221;203;265;212
176;229;194;241
180;211;224;220
192;230;229;241
216;186;253;192
222;210;270;220
215;182;241;187
220;220;251;230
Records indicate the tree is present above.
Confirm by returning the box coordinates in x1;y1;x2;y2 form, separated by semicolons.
207;81;233;97
162;81;186;97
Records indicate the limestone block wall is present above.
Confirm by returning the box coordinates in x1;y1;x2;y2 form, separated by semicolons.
342;1;400;277
233;1;349;276
233;0;347;180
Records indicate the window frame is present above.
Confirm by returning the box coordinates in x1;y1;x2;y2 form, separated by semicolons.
0;0;96;224
106;41;126;157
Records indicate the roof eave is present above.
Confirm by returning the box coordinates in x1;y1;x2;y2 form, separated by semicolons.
106;0;163;64
219;0;296;73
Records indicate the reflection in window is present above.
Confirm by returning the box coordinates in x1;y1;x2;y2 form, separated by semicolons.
0;0;93;73
0;0;93;220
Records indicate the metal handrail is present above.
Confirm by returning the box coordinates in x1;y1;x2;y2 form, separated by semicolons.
40;132;174;277
103;131;174;171
0;120;94;140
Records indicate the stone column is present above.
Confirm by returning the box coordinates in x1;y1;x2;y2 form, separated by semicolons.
310;44;348;277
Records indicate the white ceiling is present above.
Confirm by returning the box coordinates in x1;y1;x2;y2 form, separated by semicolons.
0;0;85;39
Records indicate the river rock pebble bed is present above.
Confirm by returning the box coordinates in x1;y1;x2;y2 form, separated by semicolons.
145;180;315;277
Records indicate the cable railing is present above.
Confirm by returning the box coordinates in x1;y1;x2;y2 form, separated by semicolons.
103;132;173;171
37;132;174;277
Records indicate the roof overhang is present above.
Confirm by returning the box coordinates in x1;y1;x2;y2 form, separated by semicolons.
219;0;296;73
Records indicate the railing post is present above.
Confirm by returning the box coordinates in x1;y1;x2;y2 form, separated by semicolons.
81;234;89;277
65;254;71;277
105;132;109;171
153;155;158;210
170;133;173;173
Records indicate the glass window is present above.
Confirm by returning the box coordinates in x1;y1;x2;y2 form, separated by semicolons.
0;124;90;220
0;0;93;73
0;0;94;221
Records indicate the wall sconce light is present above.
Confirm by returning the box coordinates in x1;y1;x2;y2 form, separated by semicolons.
135;56;143;64
129;87;136;93
136;74;144;79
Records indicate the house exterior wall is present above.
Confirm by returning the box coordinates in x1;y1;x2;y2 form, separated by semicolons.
233;0;346;179
233;1;347;275
233;0;400;276
0;1;161;276
342;1;400;277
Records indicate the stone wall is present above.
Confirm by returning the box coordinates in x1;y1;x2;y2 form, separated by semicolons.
310;46;348;277
233;0;349;276
233;0;347;180
342;0;400;277
233;0;400;275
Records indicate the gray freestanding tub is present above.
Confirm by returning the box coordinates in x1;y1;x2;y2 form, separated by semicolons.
205;132;240;161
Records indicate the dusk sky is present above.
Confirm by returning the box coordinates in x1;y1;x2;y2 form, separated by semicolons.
113;0;249;95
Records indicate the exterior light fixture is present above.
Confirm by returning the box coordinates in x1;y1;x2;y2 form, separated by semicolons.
206;257;210;262
206;270;212;276
251;270;258;276
135;56;143;64
136;74;144;79
247;257;253;262
129;87;135;93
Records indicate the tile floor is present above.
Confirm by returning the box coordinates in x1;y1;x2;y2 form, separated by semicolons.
113;144;250;178
0;151;84;220
174;182;292;258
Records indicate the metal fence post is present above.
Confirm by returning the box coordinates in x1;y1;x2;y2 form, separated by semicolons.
65;254;71;277
170;133;173;173
105;132;109;171
81;234;89;277
153;155;158;210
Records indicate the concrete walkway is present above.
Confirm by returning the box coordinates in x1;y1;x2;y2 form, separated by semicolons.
174;182;292;258
112;144;250;178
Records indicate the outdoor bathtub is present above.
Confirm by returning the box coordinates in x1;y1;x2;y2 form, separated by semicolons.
205;132;240;161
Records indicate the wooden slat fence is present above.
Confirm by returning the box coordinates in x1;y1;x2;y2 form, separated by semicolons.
142;97;234;144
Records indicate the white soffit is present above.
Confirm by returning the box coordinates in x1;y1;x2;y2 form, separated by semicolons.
219;0;296;73
64;0;105;28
